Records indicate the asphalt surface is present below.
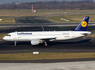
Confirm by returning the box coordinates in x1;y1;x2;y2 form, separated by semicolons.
0;37;94;53
1;61;95;70
0;16;95;28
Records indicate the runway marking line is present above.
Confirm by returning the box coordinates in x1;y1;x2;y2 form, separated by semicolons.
28;18;44;31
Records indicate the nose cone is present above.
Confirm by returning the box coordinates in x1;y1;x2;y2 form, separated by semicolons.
3;36;7;40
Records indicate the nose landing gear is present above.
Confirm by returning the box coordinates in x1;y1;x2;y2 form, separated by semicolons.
14;41;17;46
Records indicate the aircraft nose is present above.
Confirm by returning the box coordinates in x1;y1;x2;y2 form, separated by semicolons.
3;36;7;40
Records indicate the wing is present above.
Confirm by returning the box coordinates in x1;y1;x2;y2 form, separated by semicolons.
41;37;56;41
32;37;56;41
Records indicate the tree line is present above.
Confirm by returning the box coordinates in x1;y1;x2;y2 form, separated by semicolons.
0;0;94;10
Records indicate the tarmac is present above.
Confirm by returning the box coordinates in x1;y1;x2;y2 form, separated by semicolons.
0;61;95;70
0;37;94;53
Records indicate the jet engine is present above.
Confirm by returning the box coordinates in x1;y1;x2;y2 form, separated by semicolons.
31;40;40;45
31;40;44;45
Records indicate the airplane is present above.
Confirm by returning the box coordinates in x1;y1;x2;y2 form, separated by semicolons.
3;17;91;46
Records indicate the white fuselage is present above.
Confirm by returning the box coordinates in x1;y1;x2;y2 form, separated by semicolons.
3;31;91;42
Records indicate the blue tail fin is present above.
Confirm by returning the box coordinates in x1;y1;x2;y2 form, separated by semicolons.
74;17;89;31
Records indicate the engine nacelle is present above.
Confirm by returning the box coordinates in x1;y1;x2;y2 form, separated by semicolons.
31;40;40;45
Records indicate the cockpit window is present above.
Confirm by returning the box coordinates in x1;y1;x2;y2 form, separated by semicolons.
6;35;11;36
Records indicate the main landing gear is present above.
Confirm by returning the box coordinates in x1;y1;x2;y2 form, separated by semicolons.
44;42;47;46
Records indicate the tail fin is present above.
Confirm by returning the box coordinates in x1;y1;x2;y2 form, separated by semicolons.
74;17;89;31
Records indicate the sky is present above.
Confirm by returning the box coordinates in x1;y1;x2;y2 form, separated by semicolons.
0;0;95;4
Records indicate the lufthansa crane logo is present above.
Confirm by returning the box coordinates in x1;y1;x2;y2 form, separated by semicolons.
81;21;87;27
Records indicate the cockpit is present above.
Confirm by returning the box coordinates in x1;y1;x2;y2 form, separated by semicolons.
3;34;12;41
6;35;11;36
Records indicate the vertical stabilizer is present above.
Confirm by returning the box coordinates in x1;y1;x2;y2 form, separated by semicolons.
74;17;89;31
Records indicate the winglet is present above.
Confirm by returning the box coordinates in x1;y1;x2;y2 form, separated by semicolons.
74;17;89;31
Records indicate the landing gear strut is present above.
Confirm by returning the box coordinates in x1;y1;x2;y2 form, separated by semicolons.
84;36;85;39
44;42;47;46
14;41;17;46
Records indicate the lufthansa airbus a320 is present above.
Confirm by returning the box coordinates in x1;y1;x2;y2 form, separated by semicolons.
3;17;91;46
